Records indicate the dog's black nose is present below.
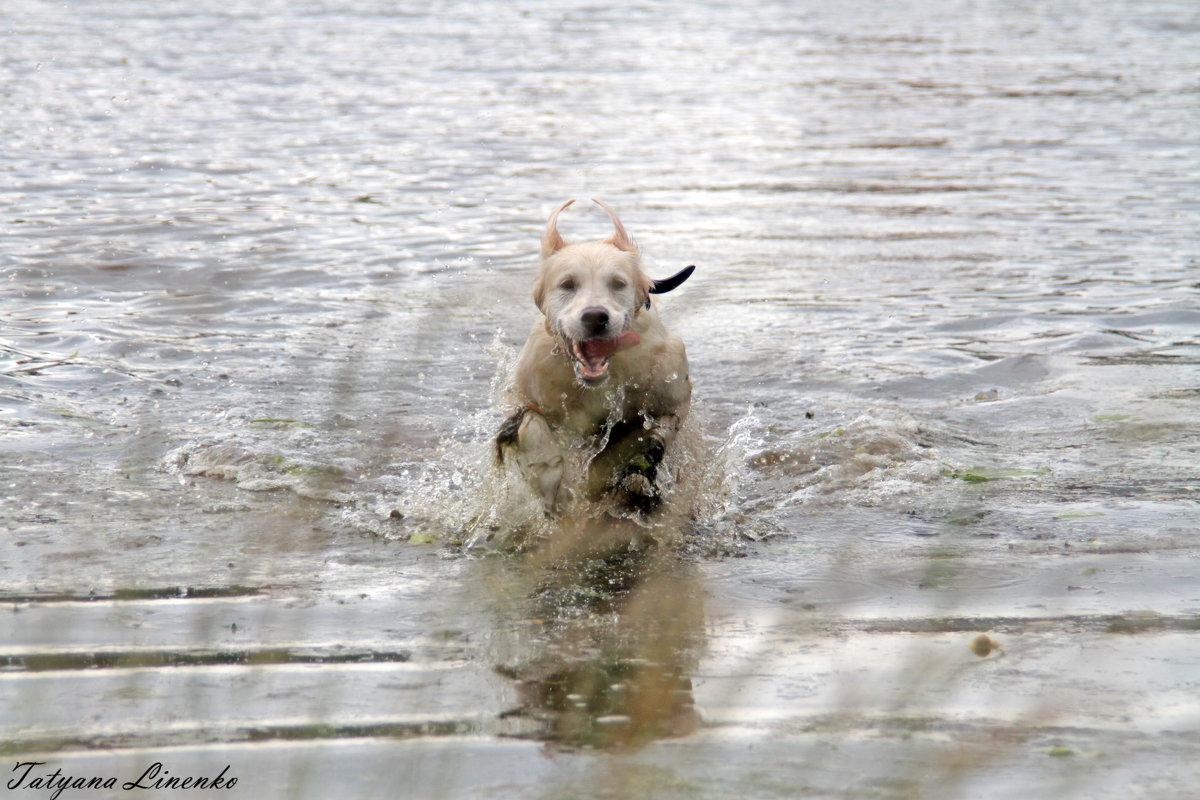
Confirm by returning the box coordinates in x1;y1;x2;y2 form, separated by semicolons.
580;307;610;336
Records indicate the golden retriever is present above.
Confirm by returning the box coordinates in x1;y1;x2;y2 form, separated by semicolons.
496;199;694;515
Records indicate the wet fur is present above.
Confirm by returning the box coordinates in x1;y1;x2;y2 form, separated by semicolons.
497;199;691;514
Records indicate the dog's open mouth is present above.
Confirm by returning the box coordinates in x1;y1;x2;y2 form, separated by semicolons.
563;331;641;384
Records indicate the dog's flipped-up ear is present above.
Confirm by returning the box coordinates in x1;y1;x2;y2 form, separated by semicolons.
540;198;576;259
592;198;637;253
645;265;696;309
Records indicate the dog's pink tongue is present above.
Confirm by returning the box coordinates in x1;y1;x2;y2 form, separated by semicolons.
582;331;640;361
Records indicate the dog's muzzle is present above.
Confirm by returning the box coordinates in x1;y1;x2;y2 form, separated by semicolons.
556;330;641;386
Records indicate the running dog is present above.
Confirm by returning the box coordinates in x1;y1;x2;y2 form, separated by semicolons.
496;199;693;515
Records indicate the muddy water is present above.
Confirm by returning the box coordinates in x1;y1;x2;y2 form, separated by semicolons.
3;0;1199;797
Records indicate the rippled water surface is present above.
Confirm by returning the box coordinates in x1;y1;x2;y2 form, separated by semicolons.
3;0;1199;797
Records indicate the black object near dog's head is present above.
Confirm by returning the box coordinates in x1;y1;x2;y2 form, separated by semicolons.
645;265;695;308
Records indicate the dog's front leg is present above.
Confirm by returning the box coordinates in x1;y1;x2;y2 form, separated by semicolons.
590;413;682;512
623;412;681;495
496;406;566;512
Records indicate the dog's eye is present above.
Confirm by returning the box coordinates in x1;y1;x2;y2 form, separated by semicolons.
559;278;576;292
610;277;628;291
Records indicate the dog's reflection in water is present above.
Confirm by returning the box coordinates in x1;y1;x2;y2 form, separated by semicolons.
493;515;704;750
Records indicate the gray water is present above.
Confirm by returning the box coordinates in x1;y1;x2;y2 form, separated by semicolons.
3;0;1200;797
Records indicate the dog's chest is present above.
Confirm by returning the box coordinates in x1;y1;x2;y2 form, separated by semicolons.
553;372;661;439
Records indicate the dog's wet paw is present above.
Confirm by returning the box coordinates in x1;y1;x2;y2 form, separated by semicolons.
612;467;660;515
621;472;654;497
605;436;667;513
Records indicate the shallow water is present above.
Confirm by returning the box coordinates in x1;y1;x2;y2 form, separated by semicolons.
3;0;1200;797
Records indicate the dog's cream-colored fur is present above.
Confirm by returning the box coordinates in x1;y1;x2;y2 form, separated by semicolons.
497;199;691;513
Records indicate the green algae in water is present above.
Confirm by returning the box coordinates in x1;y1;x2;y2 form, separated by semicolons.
1088;414;1135;423
250;418;315;428
945;467;1051;484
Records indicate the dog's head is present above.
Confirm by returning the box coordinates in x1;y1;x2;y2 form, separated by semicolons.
532;199;653;387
